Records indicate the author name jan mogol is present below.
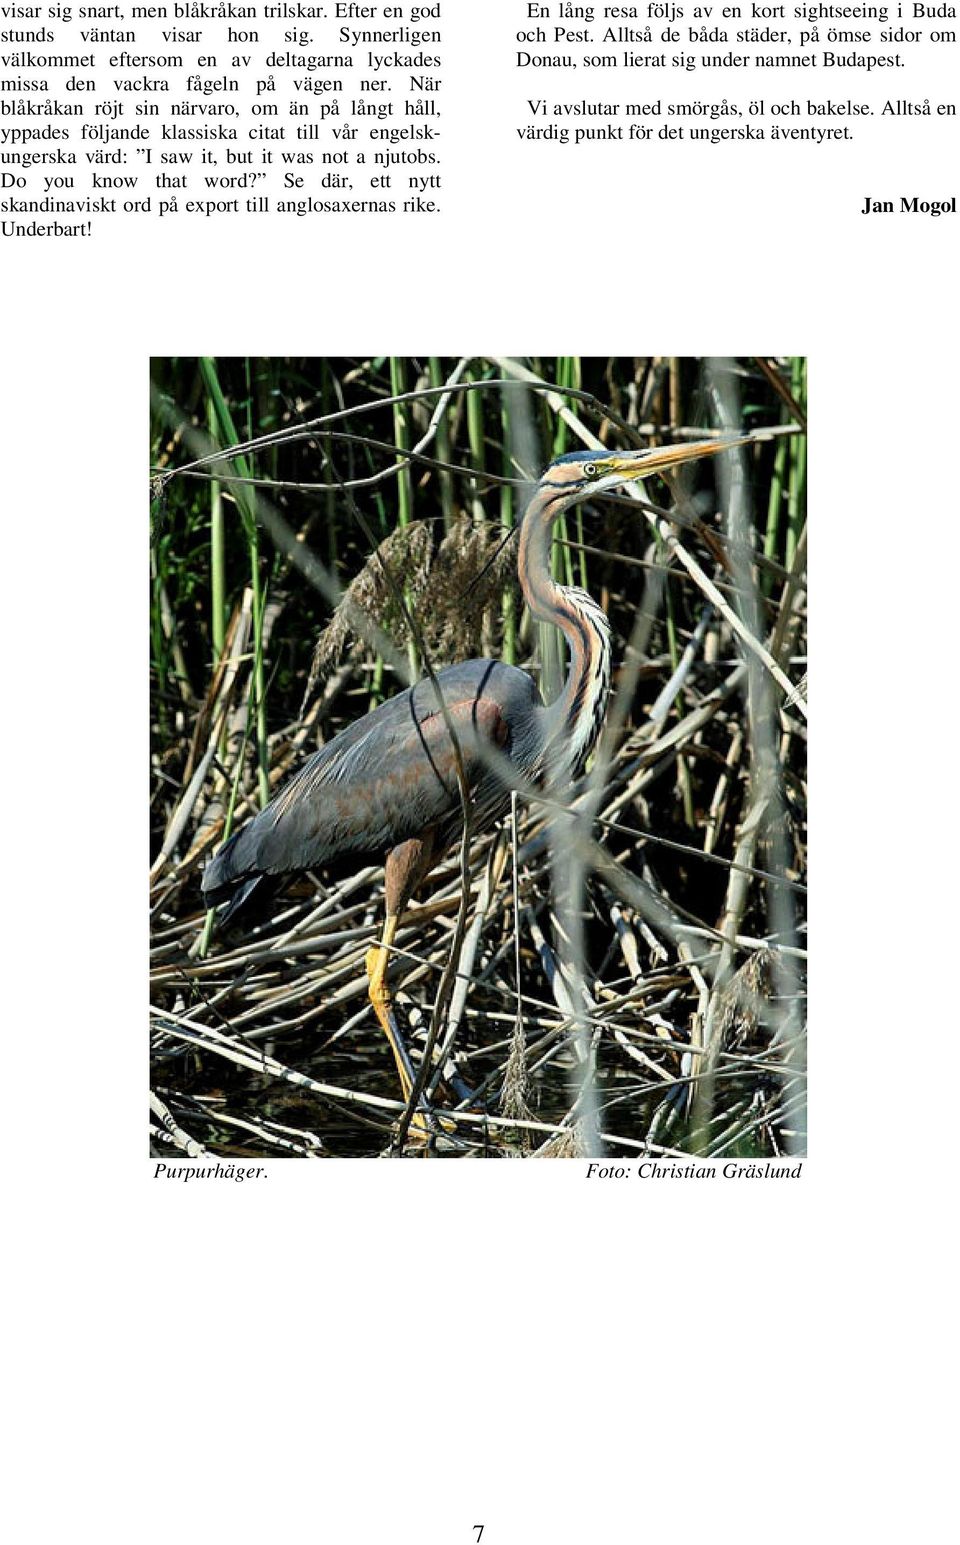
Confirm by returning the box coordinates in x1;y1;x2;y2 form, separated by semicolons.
862;196;955;215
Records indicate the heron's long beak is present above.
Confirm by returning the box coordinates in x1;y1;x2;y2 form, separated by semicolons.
607;434;760;481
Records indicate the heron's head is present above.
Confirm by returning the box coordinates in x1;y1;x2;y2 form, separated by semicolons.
542;437;755;504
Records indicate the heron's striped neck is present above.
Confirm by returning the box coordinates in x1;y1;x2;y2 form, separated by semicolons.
519;487;613;781
549;583;612;778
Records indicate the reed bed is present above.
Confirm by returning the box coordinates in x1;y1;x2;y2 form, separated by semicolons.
150;356;807;1159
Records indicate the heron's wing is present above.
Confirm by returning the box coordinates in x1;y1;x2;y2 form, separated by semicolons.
202;661;539;904
261;692;509;860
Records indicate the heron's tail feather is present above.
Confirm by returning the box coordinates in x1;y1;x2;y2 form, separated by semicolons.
213;873;265;929
201;823;279;927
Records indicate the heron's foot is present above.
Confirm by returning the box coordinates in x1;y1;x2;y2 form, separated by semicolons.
394;1061;462;1148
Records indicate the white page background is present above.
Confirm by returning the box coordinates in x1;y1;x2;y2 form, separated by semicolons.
4;3;955;1539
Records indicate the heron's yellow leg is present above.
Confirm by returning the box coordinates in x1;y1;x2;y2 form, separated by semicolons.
365;914;432;1143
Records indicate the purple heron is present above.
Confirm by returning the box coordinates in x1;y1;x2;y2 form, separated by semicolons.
203;437;751;1137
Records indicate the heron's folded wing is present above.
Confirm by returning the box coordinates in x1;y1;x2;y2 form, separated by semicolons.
204;691;511;895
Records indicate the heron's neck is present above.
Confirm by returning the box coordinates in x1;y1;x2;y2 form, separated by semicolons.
519;487;613;780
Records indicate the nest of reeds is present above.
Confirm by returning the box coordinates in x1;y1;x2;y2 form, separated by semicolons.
150;356;807;1160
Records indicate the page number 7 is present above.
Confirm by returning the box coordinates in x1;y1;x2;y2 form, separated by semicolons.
472;1529;484;1542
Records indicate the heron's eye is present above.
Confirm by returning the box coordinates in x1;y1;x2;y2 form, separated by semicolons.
582;462;598;479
